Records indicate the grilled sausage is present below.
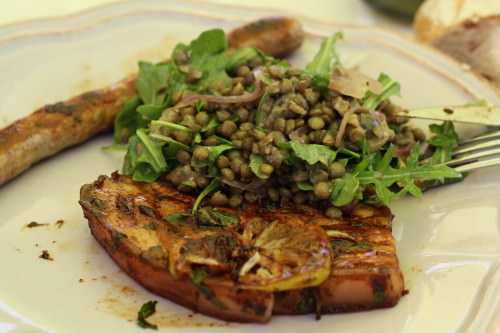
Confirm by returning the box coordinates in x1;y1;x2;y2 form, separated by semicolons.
79;173;405;323
0;75;136;186
228;17;305;58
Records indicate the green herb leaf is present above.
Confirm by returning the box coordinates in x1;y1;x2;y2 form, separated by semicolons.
192;178;220;215
428;121;459;165
225;47;261;72
189;29;227;58
136;61;170;105
151;120;192;133
113;96;144;144
249;154;268;179
137;103;168;121
202;117;219;132
305;32;343;93
197;207;239;227
164;213;191;223
289;142;337;166
137;300;158;330
363;73;401;110
305;32;343;78
330;173;360;207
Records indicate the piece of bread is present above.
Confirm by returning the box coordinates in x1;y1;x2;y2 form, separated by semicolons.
414;0;500;90
79;173;405;323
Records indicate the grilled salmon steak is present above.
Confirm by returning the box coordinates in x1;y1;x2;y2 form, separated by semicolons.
80;173;405;323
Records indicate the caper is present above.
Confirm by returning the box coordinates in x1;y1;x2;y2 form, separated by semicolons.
243;137;254;151
240;163;252;179
187;68;202;83
240;122;254;131
329;162;346;178
232;82;245;95
176;150;191;164
314;182;330;199
162;109;180;123
229;194;243;208
210;191;228;206
216;110;231;122
273;118;286;132
267;188;280;202
232;139;243;148
195;175;209;188
349;128;365;143
311;169;329;183
195;112;209;126
308;116;325;130
221;168;235;181
289;101;307;116
253;129;266;140
304;88;319;105
244;72;255;85
267;81;281;95
228;150;241;159
280;79;293;93
230;158;243;174
322;133;335;146
181;107;196;116
237;65;250;77
219;120;237;137
236;107;249;122
173;130;191;144
325;207;342;218
203;135;219;146
269;65;285;79
193;146;209;160
216;155;230;169
259;163;274;176
285;119;296;134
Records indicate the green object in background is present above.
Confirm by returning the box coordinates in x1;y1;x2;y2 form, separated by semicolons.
365;0;424;19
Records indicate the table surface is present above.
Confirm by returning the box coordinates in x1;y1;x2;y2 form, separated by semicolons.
0;0;413;35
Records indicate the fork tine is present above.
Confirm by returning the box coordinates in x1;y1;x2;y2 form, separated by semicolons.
447;147;500;166
453;137;500;155
460;129;500;144
454;156;500;173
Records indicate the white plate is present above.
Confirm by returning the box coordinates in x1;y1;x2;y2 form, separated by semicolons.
0;1;499;333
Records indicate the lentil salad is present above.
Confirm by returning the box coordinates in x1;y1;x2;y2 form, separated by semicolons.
113;28;462;215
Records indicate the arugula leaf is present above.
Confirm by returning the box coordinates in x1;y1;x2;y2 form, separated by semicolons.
137;300;158;330
249;154;268;179
189;29;227;58
164;213;191;223
305;32;343;93
363;73;401;110
226;47;261;72
137;102;168;121
197;207;239;227
428;121;459;165
123;129;167;182
201;117;219;132
136;62;170;105
151;120;192;133
114;96;144;144
330;173;360;206
192;178;220;215
306;32;343;77
289;142;337;166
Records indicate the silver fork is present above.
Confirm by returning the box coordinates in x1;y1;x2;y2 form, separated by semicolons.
447;129;500;172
